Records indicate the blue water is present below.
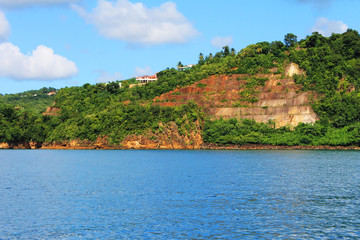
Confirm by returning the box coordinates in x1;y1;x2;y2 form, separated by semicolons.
0;150;359;239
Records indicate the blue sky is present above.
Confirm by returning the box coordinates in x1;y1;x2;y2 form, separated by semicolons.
0;0;359;94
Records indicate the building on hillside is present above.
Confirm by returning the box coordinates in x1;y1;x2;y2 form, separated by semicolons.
177;64;195;71
47;91;56;96
136;74;158;84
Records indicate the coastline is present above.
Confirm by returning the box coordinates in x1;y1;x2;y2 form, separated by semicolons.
1;142;360;150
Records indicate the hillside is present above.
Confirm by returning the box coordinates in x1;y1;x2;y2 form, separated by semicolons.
154;69;318;128
1;30;360;149
0;87;56;114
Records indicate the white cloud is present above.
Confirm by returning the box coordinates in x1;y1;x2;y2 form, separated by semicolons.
0;0;79;8
0;11;10;41
312;17;348;37
211;36;233;49
134;66;153;76
97;71;122;83
72;0;198;45
0;42;78;80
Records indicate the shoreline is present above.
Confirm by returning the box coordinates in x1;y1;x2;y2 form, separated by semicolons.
1;142;360;150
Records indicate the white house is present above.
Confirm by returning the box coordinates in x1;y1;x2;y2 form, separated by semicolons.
136;74;158;84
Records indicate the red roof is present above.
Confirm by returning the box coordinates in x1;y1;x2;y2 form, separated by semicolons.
136;74;157;80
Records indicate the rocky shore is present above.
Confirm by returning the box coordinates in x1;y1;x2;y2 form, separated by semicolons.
1;141;359;150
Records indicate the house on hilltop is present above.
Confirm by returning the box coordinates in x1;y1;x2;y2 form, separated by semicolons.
136;74;158;84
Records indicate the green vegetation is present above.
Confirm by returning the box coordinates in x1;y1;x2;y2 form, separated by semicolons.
1;30;360;147
0;103;52;144
197;82;207;88
238;77;268;103
0;87;56;114
290;30;360;127
203;118;360;146
0;97;203;145
47;101;203;144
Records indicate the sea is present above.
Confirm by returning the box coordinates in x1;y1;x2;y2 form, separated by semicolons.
0;150;359;239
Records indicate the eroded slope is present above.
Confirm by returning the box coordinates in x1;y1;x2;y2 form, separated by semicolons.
154;67;318;127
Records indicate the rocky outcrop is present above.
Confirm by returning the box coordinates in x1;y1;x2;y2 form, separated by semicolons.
42;106;61;116
285;63;305;77
121;121;203;149
0;142;10;149
0;141;42;149
41;136;114;149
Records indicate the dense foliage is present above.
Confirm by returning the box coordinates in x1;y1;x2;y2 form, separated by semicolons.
0;87;56;114
203;118;360;146
0;96;203;145
49;96;203;144
1;30;360;147
0;103;50;144
290;30;360;127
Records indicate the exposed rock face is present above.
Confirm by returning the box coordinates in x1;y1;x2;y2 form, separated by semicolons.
29;141;42;149
0;142;41;149
121;121;203;149
41;136;112;149
285;63;305;77
42;106;61;116
154;65;318;127
208;106;317;127
0;142;10;149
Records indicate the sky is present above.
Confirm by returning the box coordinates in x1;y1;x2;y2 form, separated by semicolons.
0;0;359;94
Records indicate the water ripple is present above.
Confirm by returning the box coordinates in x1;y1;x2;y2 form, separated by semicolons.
0;150;359;239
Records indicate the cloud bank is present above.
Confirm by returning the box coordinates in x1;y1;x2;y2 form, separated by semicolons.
0;0;79;8
312;17;348;37
0;43;78;80
211;36;233;49
0;11;10;41
72;0;198;45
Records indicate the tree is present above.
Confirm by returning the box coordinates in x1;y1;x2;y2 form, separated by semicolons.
198;53;205;65
270;41;285;56
342;29;360;58
177;61;183;68
256;41;270;54
284;33;298;47
305;32;327;48
223;46;230;57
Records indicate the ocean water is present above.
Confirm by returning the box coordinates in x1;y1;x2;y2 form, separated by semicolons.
0;150;359;239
